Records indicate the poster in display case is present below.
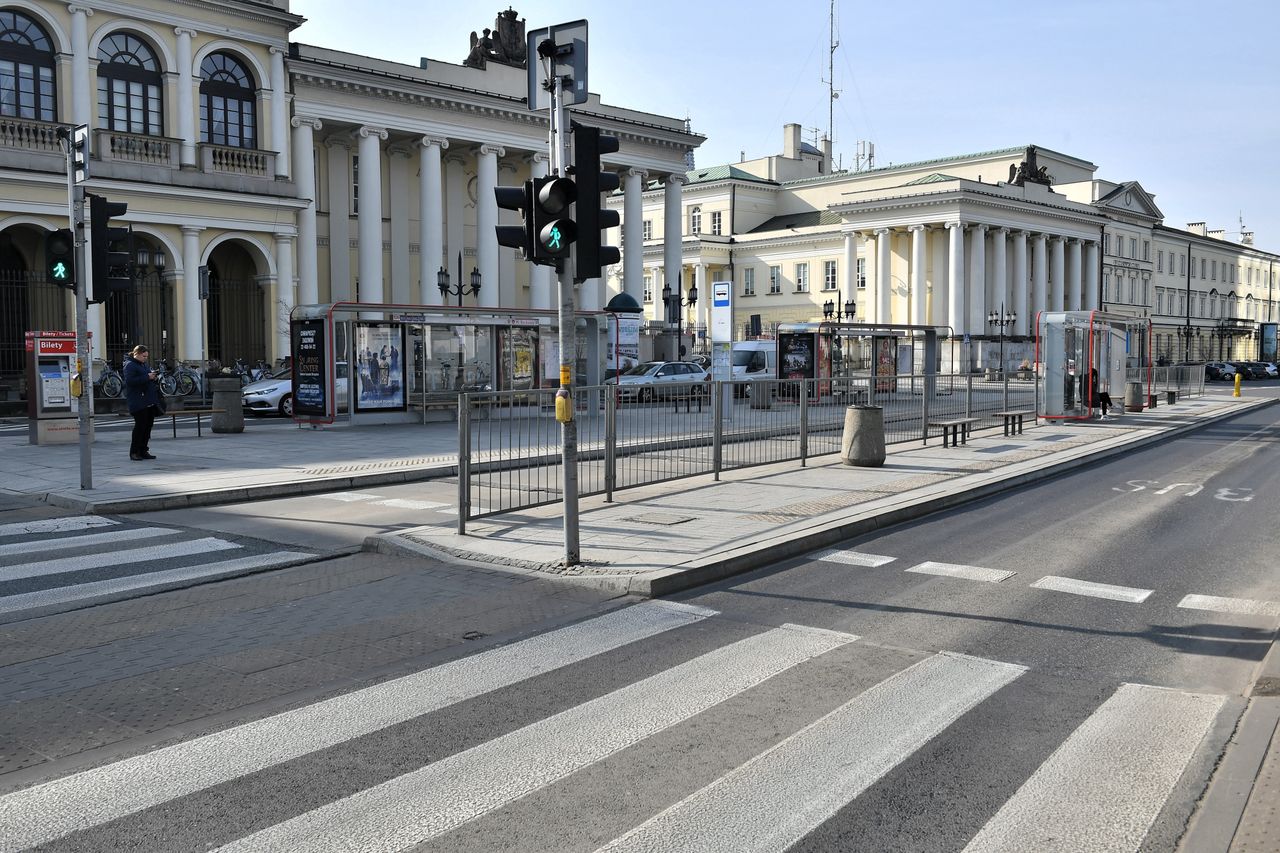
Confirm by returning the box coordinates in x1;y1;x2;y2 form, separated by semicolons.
354;322;407;412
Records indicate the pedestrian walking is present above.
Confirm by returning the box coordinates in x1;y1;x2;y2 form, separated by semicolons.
124;344;161;460
1091;367;1113;420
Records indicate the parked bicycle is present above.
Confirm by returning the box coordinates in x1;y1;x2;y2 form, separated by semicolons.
168;361;201;397
94;360;124;399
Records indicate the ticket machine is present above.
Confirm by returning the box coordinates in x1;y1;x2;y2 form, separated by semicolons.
27;331;89;445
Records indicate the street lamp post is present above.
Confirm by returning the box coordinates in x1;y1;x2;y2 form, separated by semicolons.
437;251;482;390
662;274;697;360
133;244;168;360
823;292;857;376
987;302;1016;409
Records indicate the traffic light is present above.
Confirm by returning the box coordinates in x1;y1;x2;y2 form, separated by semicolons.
495;179;535;262
88;193;131;304
45;229;75;287
572;123;620;283
532;174;577;263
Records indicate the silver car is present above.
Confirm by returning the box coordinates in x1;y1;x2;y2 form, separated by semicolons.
605;361;709;402
242;363;349;417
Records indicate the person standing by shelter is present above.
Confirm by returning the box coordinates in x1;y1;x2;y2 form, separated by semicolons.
1091;367;1113;420
124;344;162;460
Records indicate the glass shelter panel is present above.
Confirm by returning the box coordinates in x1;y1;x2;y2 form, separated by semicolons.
1039;312;1090;419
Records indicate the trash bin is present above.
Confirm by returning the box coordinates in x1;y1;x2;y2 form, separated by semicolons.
749;382;774;410
1124;381;1145;412
210;377;244;434
1166;390;1177;405
841;405;885;467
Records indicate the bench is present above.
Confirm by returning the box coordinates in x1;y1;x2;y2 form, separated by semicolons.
926;416;980;448
994;409;1034;437
167;408;224;438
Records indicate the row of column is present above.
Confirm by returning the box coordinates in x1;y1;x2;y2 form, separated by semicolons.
66;7;291;178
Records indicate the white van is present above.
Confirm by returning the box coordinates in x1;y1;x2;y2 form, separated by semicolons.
731;340;777;394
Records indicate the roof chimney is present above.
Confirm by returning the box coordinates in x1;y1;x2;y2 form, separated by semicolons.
1187;222;1207;236
821;135;832;173
1208;229;1226;240
1242;231;1255;245
783;123;801;159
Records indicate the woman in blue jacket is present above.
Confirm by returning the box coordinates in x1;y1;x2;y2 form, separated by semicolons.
124;344;161;460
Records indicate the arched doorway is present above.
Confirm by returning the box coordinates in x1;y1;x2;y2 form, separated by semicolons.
0;226;69;403
101;234;176;366
205;240;267;366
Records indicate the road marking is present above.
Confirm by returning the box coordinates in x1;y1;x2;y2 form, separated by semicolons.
1030;576;1153;604
315;492;383;502
0;527;175;558
1178;594;1280;619
0;538;241;583
597;652;1024;853
810;548;896;567
374;498;449;511
0;515;118;537
213;624;858;853
0;601;718;849
906;561;1016;583
962;683;1224;853
0;552;315;616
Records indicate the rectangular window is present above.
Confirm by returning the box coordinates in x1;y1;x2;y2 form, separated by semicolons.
1103;234;1111;255
1178;292;1185;315
1103;273;1110;302
856;257;866;289
1142;280;1149;304
352;154;359;215
642;219;652;241
710;211;722;236
1157;290;1165;314
769;265;781;294
795;263;809;293
1180;254;1185;276
1211;259;1217;280
1128;279;1136;303
743;267;755;297
1157;250;1163;273
1129;238;1137;259
1200;258;1206;278
1199;294;1206;317
1142;240;1150;261
643;274;653;304
823;260;837;291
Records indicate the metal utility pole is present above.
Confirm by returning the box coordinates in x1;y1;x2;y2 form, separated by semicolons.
59;125;93;489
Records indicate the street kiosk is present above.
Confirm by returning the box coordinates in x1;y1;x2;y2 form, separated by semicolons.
1036;311;1152;420
26;331;90;445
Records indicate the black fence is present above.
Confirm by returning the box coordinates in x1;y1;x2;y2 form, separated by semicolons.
0;270;68;402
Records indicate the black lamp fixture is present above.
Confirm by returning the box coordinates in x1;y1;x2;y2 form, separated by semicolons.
823;294;856;322
437;251;481;306
662;275;698;359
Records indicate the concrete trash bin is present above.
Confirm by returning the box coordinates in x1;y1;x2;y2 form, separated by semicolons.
1124;381;1145;412
210;377;244;434
841;405;885;467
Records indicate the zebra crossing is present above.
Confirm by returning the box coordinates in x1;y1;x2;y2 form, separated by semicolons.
0;514;315;619
0;599;1234;852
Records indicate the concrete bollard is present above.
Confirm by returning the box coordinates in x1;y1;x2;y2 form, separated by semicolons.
841;405;885;467
1166;389;1177;405
210;377;244;434
1124;381;1145;412
1147;393;1158;409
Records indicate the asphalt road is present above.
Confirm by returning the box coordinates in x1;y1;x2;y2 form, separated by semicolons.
0;396;1276;852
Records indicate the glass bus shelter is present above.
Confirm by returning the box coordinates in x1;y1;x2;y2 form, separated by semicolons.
1036;311;1152;420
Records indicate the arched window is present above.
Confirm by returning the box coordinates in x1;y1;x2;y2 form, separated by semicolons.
0;10;56;121
689;206;701;235
199;52;256;149
96;32;162;136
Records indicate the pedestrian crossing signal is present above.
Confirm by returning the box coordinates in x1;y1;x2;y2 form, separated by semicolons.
533;175;577;262
45;228;75;288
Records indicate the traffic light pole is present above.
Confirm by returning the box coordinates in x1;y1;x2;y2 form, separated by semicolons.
61;136;93;489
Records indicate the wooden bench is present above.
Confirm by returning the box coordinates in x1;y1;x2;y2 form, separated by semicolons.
926;416;980;448
166;408;224;438
994;409;1034;436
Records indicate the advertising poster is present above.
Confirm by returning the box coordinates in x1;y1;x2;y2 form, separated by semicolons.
779;333;814;380
1261;323;1277;362
606;315;641;376
874;335;897;392
291;319;327;418
354;322;406;411
499;327;538;391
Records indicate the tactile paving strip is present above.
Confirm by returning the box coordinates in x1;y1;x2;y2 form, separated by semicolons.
1230;715;1280;852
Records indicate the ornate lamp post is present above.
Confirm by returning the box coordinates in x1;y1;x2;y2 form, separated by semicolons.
822;293;857;323
662;275;697;360
987;302;1016;408
437;251;481;390
1176;324;1194;364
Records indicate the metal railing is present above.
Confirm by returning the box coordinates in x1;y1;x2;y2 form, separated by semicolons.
457;370;1202;529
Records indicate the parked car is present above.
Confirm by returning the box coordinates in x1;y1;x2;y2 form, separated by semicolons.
1204;362;1236;381
242;362;349;417
1239;361;1274;380
605;361;709;402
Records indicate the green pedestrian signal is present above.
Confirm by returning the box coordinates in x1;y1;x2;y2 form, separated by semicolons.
545;224;564;252
52;261;68;280
45;228;75;288
532;176;577;262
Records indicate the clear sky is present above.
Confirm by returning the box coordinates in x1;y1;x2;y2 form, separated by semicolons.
291;0;1280;250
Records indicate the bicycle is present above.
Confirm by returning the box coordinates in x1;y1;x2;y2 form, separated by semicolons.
94;361;125;399
170;361;201;397
153;359;180;397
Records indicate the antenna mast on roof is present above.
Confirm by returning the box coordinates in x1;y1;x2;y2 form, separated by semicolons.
824;0;840;151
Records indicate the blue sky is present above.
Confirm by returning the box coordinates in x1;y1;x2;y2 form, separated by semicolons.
292;0;1280;251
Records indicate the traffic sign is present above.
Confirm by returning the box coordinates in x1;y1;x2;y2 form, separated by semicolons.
526;20;587;111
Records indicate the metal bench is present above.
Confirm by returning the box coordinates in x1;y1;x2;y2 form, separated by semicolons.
166;408;224;438
994;409;1034;436
926;416;980;448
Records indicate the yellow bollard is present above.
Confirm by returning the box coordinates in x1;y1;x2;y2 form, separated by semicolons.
1233;373;1242;397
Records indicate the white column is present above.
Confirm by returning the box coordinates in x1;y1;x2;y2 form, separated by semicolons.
967;224;987;337
418;137;447;304
180;226;203;361
694;262;708;343
842;232;857;308
1067;238;1083;311
1050;236;1066;312
69;6;92;126
388;146;412;304
290;117;321;306
475;144;503;309
1012;231;1029;337
498;159;518;307
663;173;686;305
356;126;387;306
909;225;927;326
992;227;1008;319
274;234;295;360
929;227;946;326
1032;234;1048;325
1084;240;1100;310
623;168;647;308
649;264;664;324
268;47;289;179
875;228;891;323
326;137;352;302
529;153;552;310
173;27;197;168
947;222;965;335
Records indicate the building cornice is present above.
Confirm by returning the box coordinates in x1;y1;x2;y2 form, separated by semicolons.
0;169;308;210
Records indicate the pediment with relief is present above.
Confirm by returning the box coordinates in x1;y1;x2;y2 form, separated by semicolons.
1095;181;1163;221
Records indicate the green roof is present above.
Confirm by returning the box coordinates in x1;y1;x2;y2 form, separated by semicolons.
749;210;843;233
903;172;963;185
684;165;776;185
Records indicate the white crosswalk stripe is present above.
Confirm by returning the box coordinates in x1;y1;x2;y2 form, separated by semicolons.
597;652;1025;853
0;515;117;537
1030;575;1154;603
1178;593;1280;618
0;537;240;583
0;526;175;558
810;548;896;567
906;561;1016;583
962;683;1224;852
213;624;859;853
0;600;718;849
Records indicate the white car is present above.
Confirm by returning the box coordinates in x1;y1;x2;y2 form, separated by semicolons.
242;363;349;417
605;361;709;402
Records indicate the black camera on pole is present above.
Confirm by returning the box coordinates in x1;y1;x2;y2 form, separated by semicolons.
571;122;620;283
87;193;131;304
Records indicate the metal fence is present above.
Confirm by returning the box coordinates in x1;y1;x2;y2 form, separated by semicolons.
457;368;1202;529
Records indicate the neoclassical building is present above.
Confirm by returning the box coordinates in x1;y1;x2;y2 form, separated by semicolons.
0;1;699;403
612;125;1278;368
